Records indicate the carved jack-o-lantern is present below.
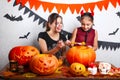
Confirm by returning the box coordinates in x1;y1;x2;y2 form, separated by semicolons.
70;63;86;75
29;54;59;75
9;46;40;66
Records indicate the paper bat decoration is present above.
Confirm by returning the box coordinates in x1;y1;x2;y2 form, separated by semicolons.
109;28;119;35
4;13;23;21
116;12;120;18
19;32;30;39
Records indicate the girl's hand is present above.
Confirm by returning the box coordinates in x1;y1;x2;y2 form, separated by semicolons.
87;45;93;48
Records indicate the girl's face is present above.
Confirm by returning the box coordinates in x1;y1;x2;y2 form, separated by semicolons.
50;17;63;33
80;16;93;31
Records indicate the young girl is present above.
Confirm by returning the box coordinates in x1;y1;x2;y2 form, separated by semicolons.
37;13;67;59
69;11;98;51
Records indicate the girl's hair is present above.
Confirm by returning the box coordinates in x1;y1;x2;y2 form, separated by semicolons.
46;13;63;31
81;12;94;22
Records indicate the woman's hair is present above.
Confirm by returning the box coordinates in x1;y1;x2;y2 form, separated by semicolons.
80;12;94;22
46;13;63;31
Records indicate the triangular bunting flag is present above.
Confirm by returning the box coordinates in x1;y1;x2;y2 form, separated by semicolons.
34;0;41;10
89;3;96;12
102;0;109;10
13;0;17;6
33;14;39;22
60;4;68;14
38;18;45;25
41;2;49;12
43;21;47;28
105;44;109;50
15;0;20;5
24;7;30;15
96;1;103;11
117;0;120;5
75;4;82;14
110;44;113;50
28;11;34;18
47;3;54;13
18;4;24;10
69;4;76;14
110;0;117;8
82;3;90;12
20;0;28;7
28;0;35;9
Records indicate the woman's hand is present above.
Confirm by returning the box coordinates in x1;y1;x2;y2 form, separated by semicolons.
65;40;71;46
56;40;65;49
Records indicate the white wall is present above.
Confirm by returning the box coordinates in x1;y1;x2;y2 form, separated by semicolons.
0;0;120;70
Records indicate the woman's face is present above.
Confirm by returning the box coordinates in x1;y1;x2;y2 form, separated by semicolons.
50;17;63;33
80;16;93;31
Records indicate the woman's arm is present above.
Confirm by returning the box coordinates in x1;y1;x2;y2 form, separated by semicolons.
65;28;78;47
38;38;65;55
69;28;78;46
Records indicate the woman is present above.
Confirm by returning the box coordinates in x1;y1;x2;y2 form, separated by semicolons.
37;13;67;59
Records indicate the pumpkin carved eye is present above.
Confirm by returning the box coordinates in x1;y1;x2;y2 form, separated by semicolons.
22;49;26;52
79;67;81;70
75;67;77;70
31;49;35;52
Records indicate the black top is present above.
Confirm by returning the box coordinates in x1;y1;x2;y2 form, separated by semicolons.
37;32;67;58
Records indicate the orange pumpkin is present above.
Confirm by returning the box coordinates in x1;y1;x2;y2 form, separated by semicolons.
66;46;96;66
9;46;40;66
29;54;59;75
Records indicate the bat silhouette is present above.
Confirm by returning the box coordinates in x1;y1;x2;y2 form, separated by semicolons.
4;14;23;21
19;32;30;39
109;28;119;35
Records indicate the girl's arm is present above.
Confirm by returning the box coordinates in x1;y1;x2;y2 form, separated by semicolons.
93;30;98;51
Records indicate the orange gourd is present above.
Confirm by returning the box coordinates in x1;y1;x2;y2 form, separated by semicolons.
29;54;59;75
9;46;40;66
66;46;96;66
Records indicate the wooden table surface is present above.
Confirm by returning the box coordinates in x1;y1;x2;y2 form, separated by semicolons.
0;63;120;80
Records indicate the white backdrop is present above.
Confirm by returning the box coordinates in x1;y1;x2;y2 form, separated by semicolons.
0;0;120;70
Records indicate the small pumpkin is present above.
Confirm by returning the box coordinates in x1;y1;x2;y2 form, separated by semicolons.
70;63;86;76
66;46;96;66
9;46;40;66
29;54;59;75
